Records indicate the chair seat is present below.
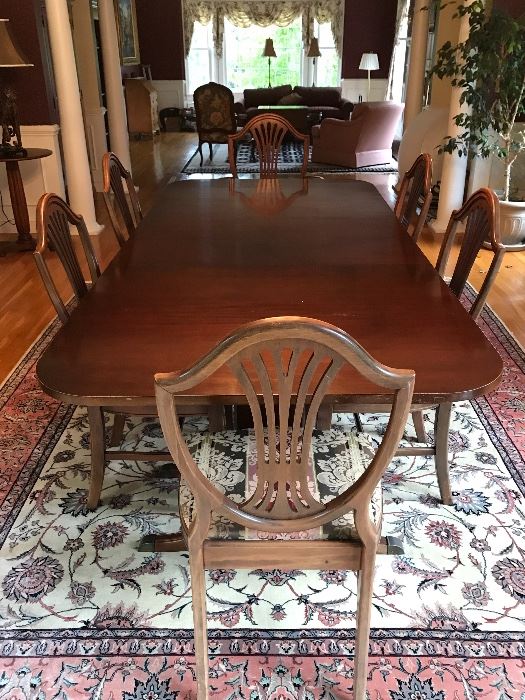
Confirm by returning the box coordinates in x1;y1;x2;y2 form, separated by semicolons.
179;427;381;541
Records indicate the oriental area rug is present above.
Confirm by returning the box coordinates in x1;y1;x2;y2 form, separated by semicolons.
181;142;398;176
0;289;524;699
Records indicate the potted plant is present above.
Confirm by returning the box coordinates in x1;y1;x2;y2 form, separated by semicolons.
429;1;525;248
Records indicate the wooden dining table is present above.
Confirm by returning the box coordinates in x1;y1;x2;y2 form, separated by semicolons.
37;177;502;535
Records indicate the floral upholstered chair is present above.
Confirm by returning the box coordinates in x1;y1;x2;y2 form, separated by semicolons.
194;82;238;166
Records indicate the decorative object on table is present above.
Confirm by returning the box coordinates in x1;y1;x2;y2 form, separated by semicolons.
113;0;140;65
311;101;403;168
262;38;276;88
428;2;525;249
359;52;379;101
155;316;414;700
193;82;238;166
228;113;309;178
0;18;33;157
307;37;321;87
181;141;398;175
0;148;51;256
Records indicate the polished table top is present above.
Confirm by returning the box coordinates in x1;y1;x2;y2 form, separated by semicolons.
37;178;502;407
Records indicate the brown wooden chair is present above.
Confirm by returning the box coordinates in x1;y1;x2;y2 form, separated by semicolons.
194;82;239;166
394;153;433;243
102;152;143;247
35;193;222;510
228;113;310;178
155;316;414;700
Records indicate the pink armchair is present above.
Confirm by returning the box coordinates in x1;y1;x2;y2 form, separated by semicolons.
311;101;404;168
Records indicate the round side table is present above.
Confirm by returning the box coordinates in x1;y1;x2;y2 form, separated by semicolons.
0;148;53;255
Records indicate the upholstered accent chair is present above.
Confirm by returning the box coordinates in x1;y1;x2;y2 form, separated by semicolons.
311;101;404;168
194;82;238;165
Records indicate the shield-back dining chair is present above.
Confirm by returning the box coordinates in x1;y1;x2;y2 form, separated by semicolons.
102;152;143;247
228;113;310;178
394;153;433;243
155;316;414;700
34;193;223;510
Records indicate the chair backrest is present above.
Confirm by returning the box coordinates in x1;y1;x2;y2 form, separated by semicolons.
436;188;505;320
194;82;237;137
155;317;414;539
349;101;404;149
228;114;310;178
394;153;433;243
102;152;143;247
34;193;100;324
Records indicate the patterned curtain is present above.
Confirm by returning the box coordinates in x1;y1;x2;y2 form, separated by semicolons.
183;0;344;58
386;0;410;99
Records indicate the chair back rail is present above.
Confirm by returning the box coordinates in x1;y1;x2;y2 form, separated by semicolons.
102;152;143;247
394;153;432;242
436;187;505;319
155;317;414;538
228;114;309;178
34;193;100;323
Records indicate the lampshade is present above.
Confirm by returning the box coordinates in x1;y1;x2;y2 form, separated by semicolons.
307;38;321;58
262;38;276;58
0;19;33;67
359;52;379;71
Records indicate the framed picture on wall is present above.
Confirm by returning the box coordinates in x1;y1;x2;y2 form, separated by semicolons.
114;0;140;65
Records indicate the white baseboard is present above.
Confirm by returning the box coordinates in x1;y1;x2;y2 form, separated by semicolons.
341;79;389;104
152;80;186;111
0;125;65;237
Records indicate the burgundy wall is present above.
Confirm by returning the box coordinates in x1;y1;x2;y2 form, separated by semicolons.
494;0;524;17
341;0;398;79
0;0;55;124
135;0;185;80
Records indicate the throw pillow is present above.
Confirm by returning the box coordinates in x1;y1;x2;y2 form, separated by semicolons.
278;91;303;106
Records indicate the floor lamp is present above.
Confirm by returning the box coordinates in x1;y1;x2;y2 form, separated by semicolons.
263;38;276;88
0;19;34;157
307;38;321;87
359;52;379;102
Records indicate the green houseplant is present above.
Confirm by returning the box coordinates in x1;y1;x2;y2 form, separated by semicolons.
429;1;525;246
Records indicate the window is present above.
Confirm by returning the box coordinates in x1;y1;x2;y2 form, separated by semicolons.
313;22;339;87
224;18;303;91
186;22;215;97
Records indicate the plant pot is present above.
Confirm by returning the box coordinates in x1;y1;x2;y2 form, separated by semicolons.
499;199;525;250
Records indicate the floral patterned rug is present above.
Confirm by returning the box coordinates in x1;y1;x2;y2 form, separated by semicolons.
0;288;524;698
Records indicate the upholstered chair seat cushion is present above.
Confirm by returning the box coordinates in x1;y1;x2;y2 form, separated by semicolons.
179;427;381;541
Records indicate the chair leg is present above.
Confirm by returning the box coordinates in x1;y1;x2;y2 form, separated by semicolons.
87;406;106;510
110;413;126;447
189;540;210;700
209;142;213;161
198;142;203;166
412;410;427;442
353;548;376;700
435;402;453;505
354;413;364;432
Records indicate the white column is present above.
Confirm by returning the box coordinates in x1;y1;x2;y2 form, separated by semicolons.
98;0;132;172
44;0;102;234
403;0;430;132
431;7;472;233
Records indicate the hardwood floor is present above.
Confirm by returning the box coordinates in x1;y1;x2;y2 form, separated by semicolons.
0;130;524;384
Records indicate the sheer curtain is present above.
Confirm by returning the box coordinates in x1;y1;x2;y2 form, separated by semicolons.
386;0;410;100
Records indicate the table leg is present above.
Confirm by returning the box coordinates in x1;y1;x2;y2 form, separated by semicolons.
87;406;106;510
5;161;36;251
434;402;453;505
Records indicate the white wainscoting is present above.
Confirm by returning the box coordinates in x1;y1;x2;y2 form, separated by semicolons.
84;107;108;192
341;78;389;104
0;125;65;238
152;80;186;111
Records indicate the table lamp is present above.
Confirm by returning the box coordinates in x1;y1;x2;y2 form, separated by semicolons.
307;38;321;87
359;52;379;102
263;38;276;88
0;19;33;157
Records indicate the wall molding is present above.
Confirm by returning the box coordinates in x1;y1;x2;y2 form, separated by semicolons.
341;78;389;104
151;80;186;110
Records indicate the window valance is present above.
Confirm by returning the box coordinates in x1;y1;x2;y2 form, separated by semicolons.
183;0;344;58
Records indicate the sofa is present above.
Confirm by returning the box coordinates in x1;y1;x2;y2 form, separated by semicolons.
311;101;404;168
234;85;353;122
